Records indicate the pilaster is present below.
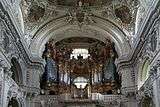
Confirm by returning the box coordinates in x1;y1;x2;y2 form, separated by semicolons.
0;67;4;107
118;65;138;107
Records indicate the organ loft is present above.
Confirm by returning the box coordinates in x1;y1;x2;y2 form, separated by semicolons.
40;38;120;97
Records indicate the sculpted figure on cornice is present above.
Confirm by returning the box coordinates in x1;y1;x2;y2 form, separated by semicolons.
41;43;58;87
103;43;118;82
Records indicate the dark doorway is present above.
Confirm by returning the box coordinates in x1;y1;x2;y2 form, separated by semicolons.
8;98;20;107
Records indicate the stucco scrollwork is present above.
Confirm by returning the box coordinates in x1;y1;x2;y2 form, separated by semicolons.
0;22;11;53
139;22;159;61
149;66;157;79
149;21;159;52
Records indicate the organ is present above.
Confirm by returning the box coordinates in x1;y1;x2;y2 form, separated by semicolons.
41;37;121;97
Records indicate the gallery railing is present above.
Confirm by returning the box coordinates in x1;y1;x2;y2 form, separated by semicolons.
36;93;121;103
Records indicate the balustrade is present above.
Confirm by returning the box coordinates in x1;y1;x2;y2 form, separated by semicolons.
36;93;121;104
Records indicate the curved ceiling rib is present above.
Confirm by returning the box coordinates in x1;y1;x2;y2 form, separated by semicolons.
29;16;131;57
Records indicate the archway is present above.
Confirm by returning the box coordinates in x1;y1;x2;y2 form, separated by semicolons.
141;96;155;107
29;16;131;58
138;58;150;89
10;57;23;85
8;98;21;107
31;13;129;98
141;58;150;82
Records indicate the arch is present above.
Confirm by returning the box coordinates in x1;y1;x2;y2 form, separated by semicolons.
141;96;155;107
141;58;150;81
29;16;131;58
8;97;22;107
74;77;88;89
10;57;23;85
138;57;150;89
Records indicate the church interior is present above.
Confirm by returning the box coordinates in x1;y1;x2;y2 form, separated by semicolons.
0;0;160;107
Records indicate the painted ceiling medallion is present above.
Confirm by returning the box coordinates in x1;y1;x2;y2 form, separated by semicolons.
115;5;132;24
28;4;45;22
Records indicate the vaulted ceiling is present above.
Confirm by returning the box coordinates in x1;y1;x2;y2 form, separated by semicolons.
21;0;139;57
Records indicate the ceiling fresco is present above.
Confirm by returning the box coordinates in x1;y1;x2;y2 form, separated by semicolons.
21;0;138;35
21;0;138;57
